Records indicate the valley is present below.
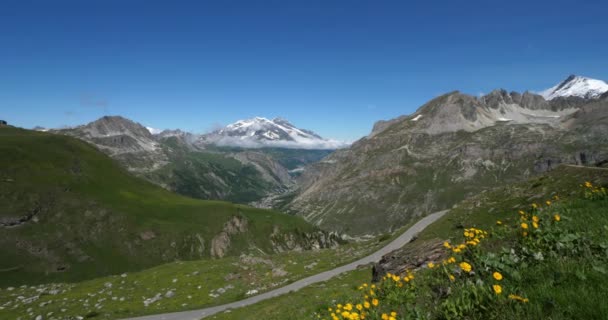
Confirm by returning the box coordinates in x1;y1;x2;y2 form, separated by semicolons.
3;75;608;320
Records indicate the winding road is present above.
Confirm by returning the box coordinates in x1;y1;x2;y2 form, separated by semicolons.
121;210;448;320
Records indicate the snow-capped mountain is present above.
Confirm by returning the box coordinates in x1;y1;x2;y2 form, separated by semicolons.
540;75;608;100
206;117;348;149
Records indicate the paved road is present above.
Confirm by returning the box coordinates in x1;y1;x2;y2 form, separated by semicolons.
563;164;608;170
121;210;448;320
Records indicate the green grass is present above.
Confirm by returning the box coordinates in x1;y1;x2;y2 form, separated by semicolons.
209;268;373;320
202;166;608;320
0;234;388;319
0;127;319;286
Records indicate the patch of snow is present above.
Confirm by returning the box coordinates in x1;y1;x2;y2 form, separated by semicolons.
411;114;423;121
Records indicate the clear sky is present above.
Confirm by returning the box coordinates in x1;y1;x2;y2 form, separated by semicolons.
1;0;607;141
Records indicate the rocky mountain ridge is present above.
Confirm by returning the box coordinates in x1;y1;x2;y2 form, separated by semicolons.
285;77;608;235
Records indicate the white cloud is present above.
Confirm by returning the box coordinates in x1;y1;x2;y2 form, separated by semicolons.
146;126;163;134
210;136;350;150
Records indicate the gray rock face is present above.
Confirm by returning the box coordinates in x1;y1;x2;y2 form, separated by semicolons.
210;216;249;258
372;239;445;282
287;93;608;236
54;116;168;172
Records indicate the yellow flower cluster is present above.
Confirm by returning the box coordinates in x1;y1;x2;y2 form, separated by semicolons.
328;281;401;320
327;302;370;320
518;197;563;237
381;271;415;289
443;227;487;254
582;181;608;200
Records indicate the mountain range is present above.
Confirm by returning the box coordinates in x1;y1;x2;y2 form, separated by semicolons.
34;74;608;236
282;75;608;235
52;117;335;204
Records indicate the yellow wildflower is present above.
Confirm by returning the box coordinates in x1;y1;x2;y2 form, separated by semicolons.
496;220;503;225
521;222;529;229
428;262;435;269
459;261;472;273
585;181;593;188
449;274;455;282
493;272;503;281
523;231;528;237
443;241;451;248
533;221;539;229
532;203;538;209
493;284;502;294
532;215;539;223
546;200;551;206
381;314;388;320
554;214;561;222
372;298;379;307
363;301;370;309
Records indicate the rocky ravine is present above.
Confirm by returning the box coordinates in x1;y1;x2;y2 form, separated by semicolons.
286;90;608;236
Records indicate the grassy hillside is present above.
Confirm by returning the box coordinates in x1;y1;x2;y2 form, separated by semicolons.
0;238;387;320
209;166;608;319
0;127;323;286
145;137;275;203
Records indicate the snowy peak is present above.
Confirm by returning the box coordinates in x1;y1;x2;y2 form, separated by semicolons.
209;117;347;149
219;117;321;142
540;75;608;100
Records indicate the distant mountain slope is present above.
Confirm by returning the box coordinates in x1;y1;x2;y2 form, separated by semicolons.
0;127;338;285
540;75;608;100
286;90;608;235
55;116;168;172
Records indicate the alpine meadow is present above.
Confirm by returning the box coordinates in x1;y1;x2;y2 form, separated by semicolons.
2;2;608;320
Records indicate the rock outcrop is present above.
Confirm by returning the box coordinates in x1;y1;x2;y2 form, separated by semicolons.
210;216;249;258
372;239;446;282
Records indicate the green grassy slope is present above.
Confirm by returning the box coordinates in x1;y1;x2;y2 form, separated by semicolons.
0;127;318;286
0;238;386;319
208;166;608;319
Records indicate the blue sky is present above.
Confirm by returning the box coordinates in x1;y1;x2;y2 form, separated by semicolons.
1;0;607;141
